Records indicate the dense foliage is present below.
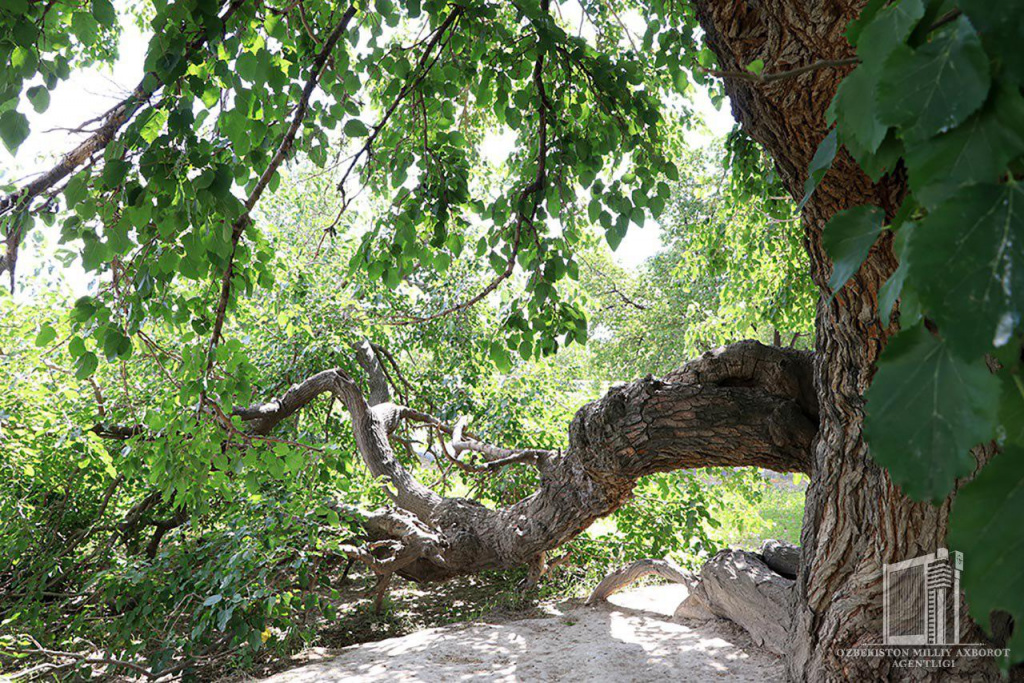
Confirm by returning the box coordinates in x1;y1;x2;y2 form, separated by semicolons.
0;131;808;676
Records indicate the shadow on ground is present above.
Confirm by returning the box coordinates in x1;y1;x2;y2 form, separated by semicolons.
255;585;783;682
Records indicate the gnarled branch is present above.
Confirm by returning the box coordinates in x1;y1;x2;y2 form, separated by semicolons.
237;340;816;583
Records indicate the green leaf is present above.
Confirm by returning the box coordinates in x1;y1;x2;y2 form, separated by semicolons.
34;323;56;346
854;129;904;183
833;64;889;158
878;222;914;321
343;119;369;137
745;59;764;75
864;324;999;502
203;594;223;607
878;17;991;141
285;450;303;473
489;341;511;372
71;11;99;45
102;327;131;361
834;0;923;159
605;215;628;251
74;351;99;380
70;296;97;323
1000;372;1024;447
822;204;884;292
908;183;1024;357
844;0;892;46
101;159;130;189
0;0;29;14
856;0;924;59
959;0;1024;85
139;109;167;144
26;86;49;114
0;110;30;154
948;445;1024;661
904;87;1024;209
64;175;88;207
799;128;837;209
236;51;261;83
91;0;116;27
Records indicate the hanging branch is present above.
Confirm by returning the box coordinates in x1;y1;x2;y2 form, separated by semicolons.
203;6;357;379
387;1;552;326
334;6;464;205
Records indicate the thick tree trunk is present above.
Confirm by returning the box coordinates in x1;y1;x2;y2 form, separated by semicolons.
690;1;1001;679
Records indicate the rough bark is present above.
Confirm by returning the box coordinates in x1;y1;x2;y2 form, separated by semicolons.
761;539;800;579
676;549;795;656
689;0;1002;679
354;340;391;407
236;341;816;582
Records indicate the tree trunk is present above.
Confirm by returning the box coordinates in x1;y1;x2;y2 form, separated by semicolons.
690;0;1000;679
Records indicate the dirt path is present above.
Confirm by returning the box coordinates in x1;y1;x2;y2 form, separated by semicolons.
259;584;783;682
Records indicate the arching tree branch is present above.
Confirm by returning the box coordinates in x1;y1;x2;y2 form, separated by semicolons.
237;340;817;583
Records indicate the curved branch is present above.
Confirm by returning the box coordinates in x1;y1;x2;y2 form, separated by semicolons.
240;340;816;582
450;417;551;464
233;369;441;521
334;6;463;201
587;558;696;604
434;419;550;474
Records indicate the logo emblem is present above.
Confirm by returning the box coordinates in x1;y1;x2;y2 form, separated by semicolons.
882;548;962;646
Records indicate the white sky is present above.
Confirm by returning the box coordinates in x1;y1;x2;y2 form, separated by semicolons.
2;3;736;297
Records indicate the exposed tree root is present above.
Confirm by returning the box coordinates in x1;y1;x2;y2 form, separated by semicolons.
589;541;801;655
760;539;800;579
586;558;697;604
676;547;796;656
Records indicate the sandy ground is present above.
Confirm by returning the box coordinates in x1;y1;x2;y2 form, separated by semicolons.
258;584;783;682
